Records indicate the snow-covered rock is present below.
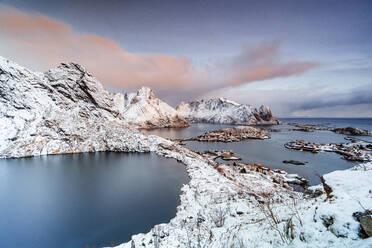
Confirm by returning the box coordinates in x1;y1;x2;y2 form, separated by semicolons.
176;98;279;125
120;87;189;129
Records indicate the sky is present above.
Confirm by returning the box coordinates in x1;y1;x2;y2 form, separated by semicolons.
0;0;371;117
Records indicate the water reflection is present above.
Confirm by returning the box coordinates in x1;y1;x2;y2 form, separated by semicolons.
0;152;189;248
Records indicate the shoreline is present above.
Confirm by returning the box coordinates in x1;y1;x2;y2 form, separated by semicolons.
1;124;371;247
115;135;372;248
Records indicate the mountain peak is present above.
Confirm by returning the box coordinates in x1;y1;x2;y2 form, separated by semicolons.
121;87;188;128
137;86;156;100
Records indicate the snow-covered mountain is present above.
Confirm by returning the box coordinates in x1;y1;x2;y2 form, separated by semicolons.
119;87;189;129
176;98;279;125
0;57;175;158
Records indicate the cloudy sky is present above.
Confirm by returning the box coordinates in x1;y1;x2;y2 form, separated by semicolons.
0;0;371;117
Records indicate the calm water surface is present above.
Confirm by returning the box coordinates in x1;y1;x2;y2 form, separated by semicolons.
0;152;189;248
145;118;372;185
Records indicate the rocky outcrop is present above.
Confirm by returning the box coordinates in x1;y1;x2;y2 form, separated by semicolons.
176;98;279;125
283;160;307;166
0;56;169;158
353;210;372;238
189;126;269;142
332;126;371;136
120;87;189;129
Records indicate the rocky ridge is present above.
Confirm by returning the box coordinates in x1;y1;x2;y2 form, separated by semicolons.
0;57;172;158
176;98;279;125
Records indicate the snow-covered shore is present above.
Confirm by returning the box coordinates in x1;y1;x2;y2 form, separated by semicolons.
116;141;372;248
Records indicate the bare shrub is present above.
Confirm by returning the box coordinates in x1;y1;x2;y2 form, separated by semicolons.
210;207;228;228
257;199;293;245
184;217;211;248
287;197;303;227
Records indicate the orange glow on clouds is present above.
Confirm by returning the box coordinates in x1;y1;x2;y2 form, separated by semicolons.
0;6;199;89
0;6;317;93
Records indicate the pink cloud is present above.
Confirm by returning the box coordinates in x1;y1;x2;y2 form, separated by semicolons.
226;41;318;85
0;6;318;96
0;6;199;89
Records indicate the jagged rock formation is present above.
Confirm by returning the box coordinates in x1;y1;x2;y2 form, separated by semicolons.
0;57;170;158
176;98;279;125
120;87;189;129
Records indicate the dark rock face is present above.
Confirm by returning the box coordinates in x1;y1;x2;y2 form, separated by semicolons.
258;105;276;123
303;188;323;198
332;126;371;136
353;210;372;238
282;160;306;166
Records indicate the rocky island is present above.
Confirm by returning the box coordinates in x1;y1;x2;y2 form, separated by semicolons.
285;139;372;162
189;126;269;142
287;123;372;136
1;57;371;248
332;126;371;136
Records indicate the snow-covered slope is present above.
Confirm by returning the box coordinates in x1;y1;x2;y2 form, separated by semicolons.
116;158;372;248
176;98;279;125
120;87;189;129
0;56;169;158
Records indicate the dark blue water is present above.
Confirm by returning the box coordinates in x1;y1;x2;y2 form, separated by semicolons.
0;152;189;248
144;118;372;185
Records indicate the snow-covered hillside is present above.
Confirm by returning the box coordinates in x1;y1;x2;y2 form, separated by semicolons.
115;157;372;248
176;98;279;125
120;87;189;129
0;57;189;158
0;56;174;158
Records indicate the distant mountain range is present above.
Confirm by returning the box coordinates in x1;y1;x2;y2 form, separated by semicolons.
177;98;278;125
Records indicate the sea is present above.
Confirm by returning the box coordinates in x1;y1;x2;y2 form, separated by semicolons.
144;118;372;186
